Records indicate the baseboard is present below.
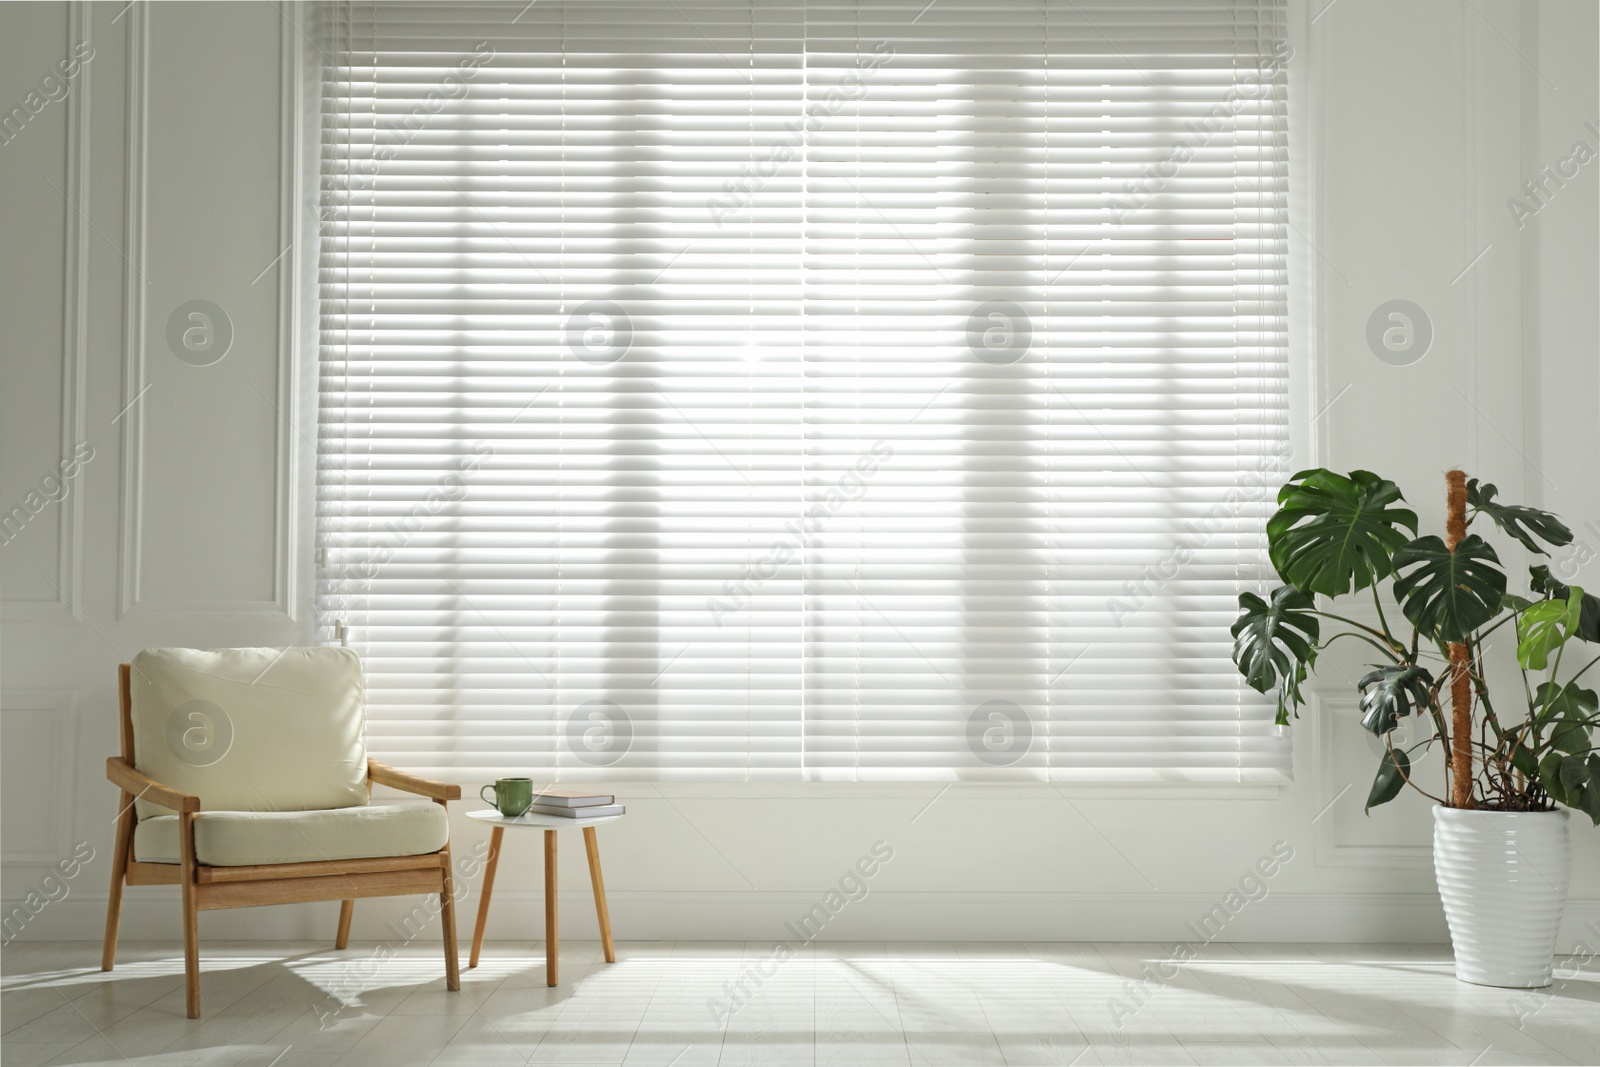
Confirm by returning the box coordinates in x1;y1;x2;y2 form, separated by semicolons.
10;888;1600;950
11;887;1600;952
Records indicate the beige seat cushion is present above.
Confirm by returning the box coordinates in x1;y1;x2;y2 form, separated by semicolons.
134;803;448;867
129;647;369;821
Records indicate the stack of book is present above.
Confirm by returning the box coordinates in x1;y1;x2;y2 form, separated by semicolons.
527;788;624;818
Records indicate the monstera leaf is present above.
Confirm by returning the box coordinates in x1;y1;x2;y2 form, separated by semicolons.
1266;470;1419;596
1532;681;1599;755
1540;752;1600;823
1366;746;1411;813
1467;479;1573;555
1516;587;1584;671
1550;717;1596;757
1275;654;1315;727
1509;735;1540;779
1357;665;1434;736
1533;680;1599;726
1390;534;1507;642
1530;565;1600;644
1231;587;1320;717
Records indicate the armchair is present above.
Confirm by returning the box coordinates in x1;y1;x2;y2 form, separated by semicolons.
100;647;462;1018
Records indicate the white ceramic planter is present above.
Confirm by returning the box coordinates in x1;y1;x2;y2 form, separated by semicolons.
1433;806;1571;988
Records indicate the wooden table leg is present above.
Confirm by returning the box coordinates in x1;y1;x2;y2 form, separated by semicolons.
544;829;558;986
582;825;615;963
469;826;503;969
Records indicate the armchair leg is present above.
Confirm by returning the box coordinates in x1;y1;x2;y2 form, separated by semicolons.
179;811;201;1018
336;900;354;949
102;792;134;971
438;843;461;991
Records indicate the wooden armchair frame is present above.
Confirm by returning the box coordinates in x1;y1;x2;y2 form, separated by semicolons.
100;663;462;1018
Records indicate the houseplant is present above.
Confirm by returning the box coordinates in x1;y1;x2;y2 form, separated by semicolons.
1232;467;1599;987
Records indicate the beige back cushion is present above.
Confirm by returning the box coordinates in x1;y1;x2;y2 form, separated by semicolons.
130;647;369;820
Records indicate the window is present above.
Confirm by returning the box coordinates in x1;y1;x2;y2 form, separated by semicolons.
315;0;1291;782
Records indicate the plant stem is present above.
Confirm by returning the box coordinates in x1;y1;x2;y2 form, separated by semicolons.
1520;655;1537;711
1564;651;1600;689
1371;584;1399;652
1476;611;1517;642
1425;696;1451;796
1393;735;1446;805
1308;611;1405;655
1466;637;1503;740
1318;629;1406;661
1427;641;1453;797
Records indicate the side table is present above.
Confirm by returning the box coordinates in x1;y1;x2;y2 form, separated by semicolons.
464;808;622;985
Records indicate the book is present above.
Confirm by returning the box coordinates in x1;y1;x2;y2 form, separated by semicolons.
530;788;615;808
526;802;625;819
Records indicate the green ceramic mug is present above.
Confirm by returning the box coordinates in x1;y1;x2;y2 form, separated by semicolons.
480;776;534;818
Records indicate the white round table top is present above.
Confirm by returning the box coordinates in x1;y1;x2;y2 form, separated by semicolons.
466;807;625;831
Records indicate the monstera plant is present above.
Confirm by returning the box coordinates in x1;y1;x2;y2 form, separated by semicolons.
1233;468;1599;818
1232;467;1597;988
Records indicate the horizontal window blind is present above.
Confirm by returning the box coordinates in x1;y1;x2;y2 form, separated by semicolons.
314;0;1291;782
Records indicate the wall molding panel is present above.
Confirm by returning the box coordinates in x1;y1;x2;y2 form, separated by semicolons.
115;0;147;620
116;2;296;619
3;2;91;621
0;690;80;865
1311;692;1435;870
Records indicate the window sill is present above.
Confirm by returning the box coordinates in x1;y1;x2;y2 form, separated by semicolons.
553;780;1291;802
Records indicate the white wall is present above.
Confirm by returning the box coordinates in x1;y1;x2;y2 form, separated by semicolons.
3;0;1597;950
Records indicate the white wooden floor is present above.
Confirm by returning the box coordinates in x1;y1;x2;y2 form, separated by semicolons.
3;940;1596;1066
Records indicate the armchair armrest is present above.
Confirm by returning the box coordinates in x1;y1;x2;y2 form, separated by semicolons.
368;759;461;801
106;757;200;813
